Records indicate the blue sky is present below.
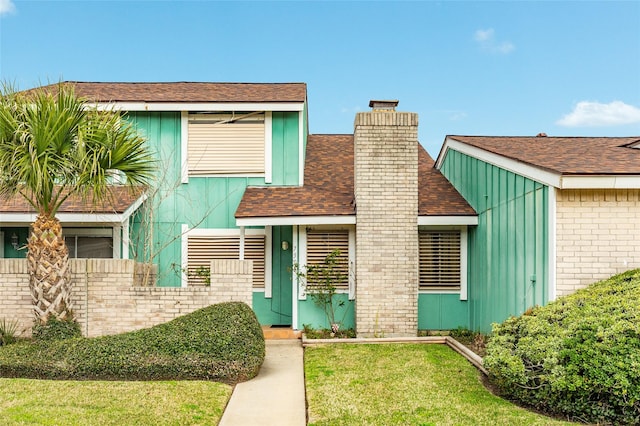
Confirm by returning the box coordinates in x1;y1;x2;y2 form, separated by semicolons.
1;0;639;156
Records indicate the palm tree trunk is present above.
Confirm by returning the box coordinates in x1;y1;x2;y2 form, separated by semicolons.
27;214;73;323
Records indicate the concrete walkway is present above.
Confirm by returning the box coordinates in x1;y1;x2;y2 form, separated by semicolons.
219;339;306;426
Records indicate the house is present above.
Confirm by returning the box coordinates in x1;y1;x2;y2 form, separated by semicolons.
3;81;639;335
436;135;640;331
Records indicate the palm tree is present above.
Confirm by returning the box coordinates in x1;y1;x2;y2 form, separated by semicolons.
0;83;154;324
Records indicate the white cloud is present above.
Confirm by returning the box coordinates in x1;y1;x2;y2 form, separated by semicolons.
474;29;494;42
340;106;361;114
0;0;15;16
556;101;640;127
474;28;514;54
449;111;467;121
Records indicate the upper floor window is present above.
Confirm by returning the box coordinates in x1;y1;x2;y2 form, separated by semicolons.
187;112;265;176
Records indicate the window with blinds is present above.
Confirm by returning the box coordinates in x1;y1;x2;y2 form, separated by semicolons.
419;230;461;291
187;235;265;288
187;113;265;175
306;230;349;291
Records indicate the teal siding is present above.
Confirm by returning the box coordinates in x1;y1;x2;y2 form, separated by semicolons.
271;112;300;185
418;294;468;330
126;112;302;287
441;149;549;332
1;227;28;258
297;296;355;330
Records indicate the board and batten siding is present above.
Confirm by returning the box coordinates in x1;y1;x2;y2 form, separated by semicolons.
126;111;300;288
440;149;549;333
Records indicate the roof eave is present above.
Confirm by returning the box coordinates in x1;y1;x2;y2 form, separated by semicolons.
418;215;478;226
91;101;305;112
236;215;356;227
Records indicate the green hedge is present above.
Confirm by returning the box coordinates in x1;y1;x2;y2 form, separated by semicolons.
0;302;265;384
484;269;640;425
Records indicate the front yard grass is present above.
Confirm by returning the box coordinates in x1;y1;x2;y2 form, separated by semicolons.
305;343;575;425
0;378;231;425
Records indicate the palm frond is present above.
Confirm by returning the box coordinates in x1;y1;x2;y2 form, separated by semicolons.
0;82;155;215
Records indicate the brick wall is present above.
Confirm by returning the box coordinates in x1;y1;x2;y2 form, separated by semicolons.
354;110;419;337
0;260;32;336
0;258;253;338
556;189;640;296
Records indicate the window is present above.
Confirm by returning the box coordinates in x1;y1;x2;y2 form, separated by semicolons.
419;230;461;291
187;112;265;176
306;230;349;291
64;229;113;259
187;234;265;288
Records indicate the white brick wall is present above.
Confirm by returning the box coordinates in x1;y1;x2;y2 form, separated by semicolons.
354;111;419;337
0;258;253;338
556;189;640;296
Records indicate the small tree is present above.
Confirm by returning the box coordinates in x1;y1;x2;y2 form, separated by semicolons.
293;249;348;332
0;83;154;325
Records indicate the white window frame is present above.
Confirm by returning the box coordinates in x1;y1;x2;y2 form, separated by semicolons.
297;225;355;301
63;227;115;259
418;226;468;301
180;111;272;183
181;226;269;291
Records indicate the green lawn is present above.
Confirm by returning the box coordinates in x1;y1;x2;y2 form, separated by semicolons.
0;379;231;425
305;343;575;425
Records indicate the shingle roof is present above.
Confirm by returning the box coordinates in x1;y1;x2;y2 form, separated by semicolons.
448;136;640;175
419;148;477;216
236;134;355;218
0;186;146;214
235;135;476;219
30;82;307;103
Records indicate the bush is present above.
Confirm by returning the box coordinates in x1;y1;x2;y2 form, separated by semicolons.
0;318;20;346
32;316;82;341
0;302;265;384
484;269;640;425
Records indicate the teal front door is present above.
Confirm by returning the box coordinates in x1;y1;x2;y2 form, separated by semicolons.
270;226;293;325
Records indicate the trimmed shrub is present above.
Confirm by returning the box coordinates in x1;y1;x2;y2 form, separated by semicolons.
0;302;265;384
32;316;82;341
484;269;640;425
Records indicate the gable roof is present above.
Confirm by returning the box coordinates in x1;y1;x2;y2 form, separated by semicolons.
236;134;355;219
445;136;640;175
419;147;477;216
30;82;307;104
235;134;476;223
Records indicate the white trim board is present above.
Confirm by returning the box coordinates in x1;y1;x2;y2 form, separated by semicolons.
298;110;304;186
437;138;561;188
236;215;356;227
265;112;273;184
418;216;478;226
91;102;305;112
548;187;557;302
438;137;640;189
186;228;265;237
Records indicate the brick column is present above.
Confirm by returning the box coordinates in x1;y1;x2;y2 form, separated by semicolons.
354;110;419;337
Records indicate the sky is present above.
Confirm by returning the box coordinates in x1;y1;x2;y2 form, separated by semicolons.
1;0;639;157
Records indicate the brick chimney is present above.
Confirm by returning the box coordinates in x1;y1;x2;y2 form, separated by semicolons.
354;100;419;337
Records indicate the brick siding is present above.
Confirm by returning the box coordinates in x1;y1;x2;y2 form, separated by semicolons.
354;111;419;337
556;189;640;296
0;258;252;338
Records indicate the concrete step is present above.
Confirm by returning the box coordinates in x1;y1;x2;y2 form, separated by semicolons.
262;326;301;340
